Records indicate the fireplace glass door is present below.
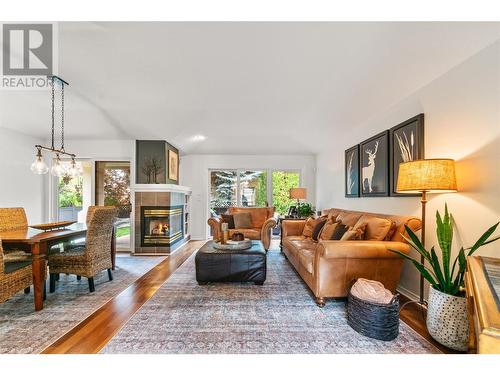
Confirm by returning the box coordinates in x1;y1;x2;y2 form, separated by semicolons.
141;206;183;247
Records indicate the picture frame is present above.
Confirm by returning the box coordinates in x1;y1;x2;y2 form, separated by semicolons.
167;146;179;183
287;205;297;217
389;114;425;196
345;144;360;197
360;130;389;197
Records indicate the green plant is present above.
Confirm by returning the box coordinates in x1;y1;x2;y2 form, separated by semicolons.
297;202;315;218
390;204;499;296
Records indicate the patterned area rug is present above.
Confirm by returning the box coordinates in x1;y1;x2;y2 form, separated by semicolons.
0;255;164;354
102;249;440;354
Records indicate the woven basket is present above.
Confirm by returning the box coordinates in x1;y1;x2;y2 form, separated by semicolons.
347;289;400;341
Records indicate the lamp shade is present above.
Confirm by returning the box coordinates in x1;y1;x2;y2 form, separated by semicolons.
289;187;307;200
397;159;457;193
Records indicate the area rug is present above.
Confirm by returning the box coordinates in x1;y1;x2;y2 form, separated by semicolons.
101;250;440;354
0;255;164;354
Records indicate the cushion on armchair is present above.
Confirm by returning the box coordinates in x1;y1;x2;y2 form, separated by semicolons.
233;213;253;229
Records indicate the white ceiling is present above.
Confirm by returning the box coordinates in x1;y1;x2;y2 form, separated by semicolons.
1;22;499;154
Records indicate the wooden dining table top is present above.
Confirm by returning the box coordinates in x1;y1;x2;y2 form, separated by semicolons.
0;223;87;244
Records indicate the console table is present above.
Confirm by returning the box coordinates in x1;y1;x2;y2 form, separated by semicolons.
465;256;500;353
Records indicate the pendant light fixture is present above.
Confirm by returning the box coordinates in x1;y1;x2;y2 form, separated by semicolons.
31;76;77;176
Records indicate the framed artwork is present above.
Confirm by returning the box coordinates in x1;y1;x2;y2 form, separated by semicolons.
360;131;389;197
389;114;424;196
136;140;166;184
345;145;360;197
167;147;179;183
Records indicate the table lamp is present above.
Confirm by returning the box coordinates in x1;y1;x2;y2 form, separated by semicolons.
397;159;457;309
289;188;307;206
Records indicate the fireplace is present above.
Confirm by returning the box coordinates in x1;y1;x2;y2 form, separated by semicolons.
140;206;183;247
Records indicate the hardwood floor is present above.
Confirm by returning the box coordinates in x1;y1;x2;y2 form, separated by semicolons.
398;294;460;354
41;240;206;354
41;239;449;354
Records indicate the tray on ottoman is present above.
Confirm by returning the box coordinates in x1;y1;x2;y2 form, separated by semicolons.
195;240;266;285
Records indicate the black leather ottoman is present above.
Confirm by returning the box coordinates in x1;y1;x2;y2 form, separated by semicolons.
195;240;266;285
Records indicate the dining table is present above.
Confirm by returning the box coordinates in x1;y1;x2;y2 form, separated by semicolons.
0;223;117;311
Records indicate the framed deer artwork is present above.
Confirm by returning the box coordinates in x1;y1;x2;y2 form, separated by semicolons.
389;114;425;196
360;131;389;197
345;145;360;197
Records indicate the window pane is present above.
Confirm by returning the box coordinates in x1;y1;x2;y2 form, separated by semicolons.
272;171;300;216
210;170;237;216
239;170;267;207
58;162;83;221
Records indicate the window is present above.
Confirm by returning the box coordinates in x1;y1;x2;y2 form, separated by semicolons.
272;171;300;216
209;169;301;217
239;170;267;207
210;170;237;216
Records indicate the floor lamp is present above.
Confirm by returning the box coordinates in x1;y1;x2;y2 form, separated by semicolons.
396;159;457;311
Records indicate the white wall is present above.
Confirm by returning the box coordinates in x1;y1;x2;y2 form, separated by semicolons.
316;41;500;299
181;154;316;239
0;128;46;223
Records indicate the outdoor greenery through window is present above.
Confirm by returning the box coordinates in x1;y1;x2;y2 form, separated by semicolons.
209;169;300;217
239;171;267;207
272;171;300;215
210;170;237;216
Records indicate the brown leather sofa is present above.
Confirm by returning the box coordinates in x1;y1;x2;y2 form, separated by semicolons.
208;207;277;250
282;208;421;307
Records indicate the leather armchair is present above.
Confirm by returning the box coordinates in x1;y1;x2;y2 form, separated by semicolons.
207;207;277;250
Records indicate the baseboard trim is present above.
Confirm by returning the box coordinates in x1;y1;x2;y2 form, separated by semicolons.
397;285;420;302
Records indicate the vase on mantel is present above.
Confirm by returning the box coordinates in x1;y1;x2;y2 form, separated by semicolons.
426;286;469;352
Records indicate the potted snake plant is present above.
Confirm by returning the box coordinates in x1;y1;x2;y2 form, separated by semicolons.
390;204;499;351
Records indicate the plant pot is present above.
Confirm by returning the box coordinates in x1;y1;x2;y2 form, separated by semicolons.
426;286;469;351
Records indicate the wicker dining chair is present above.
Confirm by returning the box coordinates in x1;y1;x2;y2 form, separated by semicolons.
0;208;31;262
48;206;117;293
0;239;33;304
53;205;99;252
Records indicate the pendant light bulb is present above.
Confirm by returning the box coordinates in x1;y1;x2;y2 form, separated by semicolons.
50;154;64;177
31;148;49;175
68;157;79;177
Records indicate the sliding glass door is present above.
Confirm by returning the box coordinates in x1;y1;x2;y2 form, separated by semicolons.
209;170;237;216
209;169;300;217
239;170;268;207
95;161;131;251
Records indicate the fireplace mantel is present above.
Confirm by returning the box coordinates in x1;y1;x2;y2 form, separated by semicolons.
132;184;192;193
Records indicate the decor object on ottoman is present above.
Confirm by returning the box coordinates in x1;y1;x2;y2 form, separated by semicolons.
213;239;252;250
347;278;400;341
207;207;276;250
389;204;500;351
231;231;245;241
195;240;266;285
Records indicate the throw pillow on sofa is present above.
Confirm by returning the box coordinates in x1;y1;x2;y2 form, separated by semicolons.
340;226;365;240
302;217;318;237
384;220;397;240
311;218;328;241
353;215;392;241
330;223;349;240
319;219;339;240
336;211;363;227
233;212;253;229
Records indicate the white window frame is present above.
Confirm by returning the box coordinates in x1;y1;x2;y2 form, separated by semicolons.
208;168;302;214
